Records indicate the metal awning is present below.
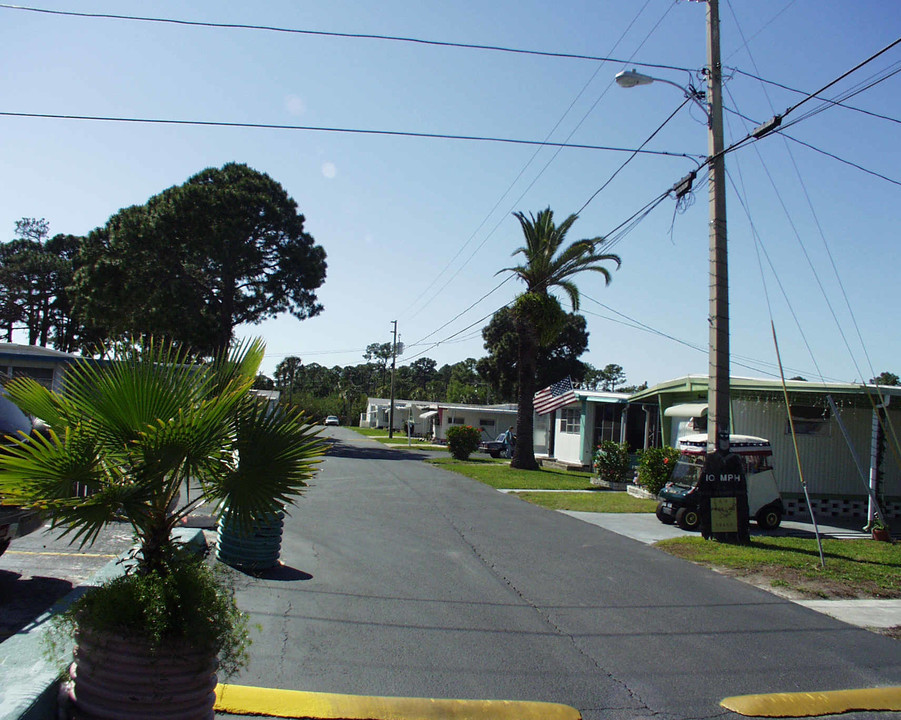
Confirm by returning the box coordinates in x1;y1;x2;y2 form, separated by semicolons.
663;402;708;418
418;410;438;419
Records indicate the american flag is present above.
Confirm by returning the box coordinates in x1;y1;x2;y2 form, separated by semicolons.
533;377;577;415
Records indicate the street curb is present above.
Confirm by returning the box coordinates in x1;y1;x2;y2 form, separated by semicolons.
215;683;583;719
721;686;901;717
0;527;206;720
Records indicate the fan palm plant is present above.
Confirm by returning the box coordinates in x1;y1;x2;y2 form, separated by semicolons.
0;338;325;715
500;208;620;470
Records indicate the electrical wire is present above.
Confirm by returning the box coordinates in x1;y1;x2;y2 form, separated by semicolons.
782;36;901;118
0;111;703;159
729;68;901;126
401;302;514;364
400;0;682;324
715;36;901;163
723;0;799;63
577;96;692;215
778;62;901;134
722;105;901;188
0;3;695;73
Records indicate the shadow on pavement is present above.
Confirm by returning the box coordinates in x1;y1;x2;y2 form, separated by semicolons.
0;570;73;641
325;440;428;461
253;564;313;582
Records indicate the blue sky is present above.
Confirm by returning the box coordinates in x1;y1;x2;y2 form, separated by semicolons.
2;1;899;387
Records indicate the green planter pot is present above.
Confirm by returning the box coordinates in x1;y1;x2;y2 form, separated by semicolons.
216;510;285;571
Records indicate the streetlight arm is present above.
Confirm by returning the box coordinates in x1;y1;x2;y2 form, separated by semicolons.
615;69;708;119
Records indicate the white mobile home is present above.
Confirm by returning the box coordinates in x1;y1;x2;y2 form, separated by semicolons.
630;375;901;521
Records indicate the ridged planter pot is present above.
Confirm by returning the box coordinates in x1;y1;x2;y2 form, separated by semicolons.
66;627;218;720
216;510;285;571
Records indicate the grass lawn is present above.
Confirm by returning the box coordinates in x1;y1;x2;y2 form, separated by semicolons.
657;535;901;600
349;427;445;449
511;491;657;513
427;456;595;489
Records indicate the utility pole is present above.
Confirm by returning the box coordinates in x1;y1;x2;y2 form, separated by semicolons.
706;0;729;458
388;320;398;439
701;0;749;544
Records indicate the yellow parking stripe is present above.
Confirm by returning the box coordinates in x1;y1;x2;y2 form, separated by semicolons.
722;686;901;717
5;550;117;558
215;683;582;720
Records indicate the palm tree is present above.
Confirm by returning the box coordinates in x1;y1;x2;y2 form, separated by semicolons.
0;338;325;715
500;208;620;470
0;338;324;572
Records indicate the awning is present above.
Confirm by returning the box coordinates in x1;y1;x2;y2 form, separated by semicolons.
418;410;438;419
664;403;708;418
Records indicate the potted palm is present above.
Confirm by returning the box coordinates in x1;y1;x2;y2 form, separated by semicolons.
0;339;325;719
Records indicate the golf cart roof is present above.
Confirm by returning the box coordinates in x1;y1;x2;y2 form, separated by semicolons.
677;433;772;456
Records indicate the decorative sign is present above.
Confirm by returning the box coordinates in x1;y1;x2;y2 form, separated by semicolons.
711;497;738;533
698;452;750;543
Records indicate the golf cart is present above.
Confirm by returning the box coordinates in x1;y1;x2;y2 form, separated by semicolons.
655;433;784;532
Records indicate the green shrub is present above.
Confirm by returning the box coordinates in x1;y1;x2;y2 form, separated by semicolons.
47;550;250;676
636;445;681;495
592;441;632;484
446;425;482;460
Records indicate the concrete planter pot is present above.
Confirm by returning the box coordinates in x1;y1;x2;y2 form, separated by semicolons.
66;627;217;720
591;478;629;491
216;510;285;571
626;484;657;501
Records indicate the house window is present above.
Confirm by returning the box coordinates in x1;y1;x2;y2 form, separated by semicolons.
448;416;464;425
786;405;831;436
10;366;54;388
560;408;580;434
479;419;496;429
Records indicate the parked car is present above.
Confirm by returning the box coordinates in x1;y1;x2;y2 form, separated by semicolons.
0;392;43;557
479;433;507;458
655;433;784;531
324;415;340;426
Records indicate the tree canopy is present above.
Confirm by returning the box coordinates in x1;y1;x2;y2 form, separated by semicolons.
73;163;327;355
501;208;621;470
478;306;590;402
0;218;90;351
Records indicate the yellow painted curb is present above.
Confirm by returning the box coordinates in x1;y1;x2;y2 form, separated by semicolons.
215;683;582;719
721;686;901;717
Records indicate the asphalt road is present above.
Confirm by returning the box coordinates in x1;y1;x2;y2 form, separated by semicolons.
0;519;134;642
220;427;901;720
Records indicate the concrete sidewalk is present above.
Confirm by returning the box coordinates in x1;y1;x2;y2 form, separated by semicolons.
557;508;901;631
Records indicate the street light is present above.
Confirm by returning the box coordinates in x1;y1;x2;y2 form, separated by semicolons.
614;70;708;116
616;0;746;543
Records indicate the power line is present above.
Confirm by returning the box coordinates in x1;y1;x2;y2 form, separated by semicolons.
783;36;901;118
0;3;696;73
400;0;683;324
729;68;901;126
577;96;691;215
779;62;901;133
722;104;901;188
717;36;901;162
408;276;514;349
0;111;703;160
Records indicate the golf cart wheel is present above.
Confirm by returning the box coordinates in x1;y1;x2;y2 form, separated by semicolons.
675;507;700;531
756;506;782;530
655;502;675;525
489;451;501;459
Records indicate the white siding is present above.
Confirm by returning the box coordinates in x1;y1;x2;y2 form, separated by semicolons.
732;399;900;499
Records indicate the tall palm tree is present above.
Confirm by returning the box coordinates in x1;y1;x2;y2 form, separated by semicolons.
500;208;620;470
